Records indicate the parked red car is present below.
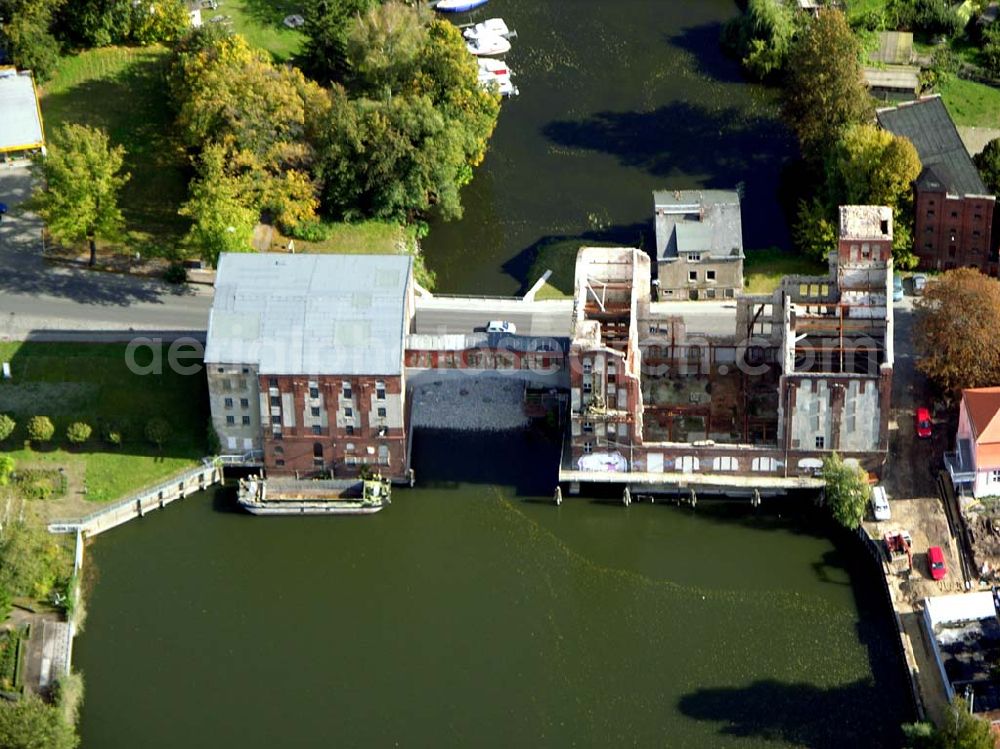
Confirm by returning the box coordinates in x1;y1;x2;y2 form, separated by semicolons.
915;407;932;439
928;546;947;581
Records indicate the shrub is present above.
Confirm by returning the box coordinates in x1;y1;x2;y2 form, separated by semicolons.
66;422;92;445
26;416;55;444
100;419;125;447
145;417;172;448
163;261;188;284
0;456;14;486
0;415;14;442
14;469;67;501
286;219;332;242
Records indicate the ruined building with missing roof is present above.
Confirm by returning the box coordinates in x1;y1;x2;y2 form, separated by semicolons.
561;206;894;492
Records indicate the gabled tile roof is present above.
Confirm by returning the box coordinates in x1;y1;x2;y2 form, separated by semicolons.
963;387;1000;444
876;96;991;197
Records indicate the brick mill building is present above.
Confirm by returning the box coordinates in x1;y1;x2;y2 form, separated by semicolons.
204;253;415;481
877;96;997;274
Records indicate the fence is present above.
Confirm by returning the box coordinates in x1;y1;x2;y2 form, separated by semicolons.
48;457;222;537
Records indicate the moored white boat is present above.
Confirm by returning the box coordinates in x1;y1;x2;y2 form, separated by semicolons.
477;57;518;97
463;17;514;41
466;31;511;57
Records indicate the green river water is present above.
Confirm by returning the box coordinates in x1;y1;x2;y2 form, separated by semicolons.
76;432;911;747
422;0;793;293
75;1;912;745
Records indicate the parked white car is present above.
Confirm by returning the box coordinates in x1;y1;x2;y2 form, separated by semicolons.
486;320;516;334
871;485;891;521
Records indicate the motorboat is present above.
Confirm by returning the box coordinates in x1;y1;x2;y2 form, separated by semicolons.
478;57;512;79
466;31;510;57
477;57;518;97
478;71;517;97
463;17;516;41
434;0;488;12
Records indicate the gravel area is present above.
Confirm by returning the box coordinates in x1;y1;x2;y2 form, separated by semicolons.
410;377;529;431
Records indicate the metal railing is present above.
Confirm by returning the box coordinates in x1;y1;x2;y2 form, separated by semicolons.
48;457;219;531
216;451;264;466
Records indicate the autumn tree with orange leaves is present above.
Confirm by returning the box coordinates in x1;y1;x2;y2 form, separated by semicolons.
915;268;1000;396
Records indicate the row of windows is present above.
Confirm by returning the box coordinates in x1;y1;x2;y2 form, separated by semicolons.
926;209;983;221
688;269;717;283
223;397;250;409
225;415;251;426
268;378;388;400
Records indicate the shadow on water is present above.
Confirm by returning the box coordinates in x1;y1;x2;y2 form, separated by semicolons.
411;428;561;497
666;22;748;85
678;515;914;747
503;220;654;296
541;101;795;250
677;677;904;748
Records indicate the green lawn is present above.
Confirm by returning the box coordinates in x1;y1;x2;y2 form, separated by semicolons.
744;248;827;295
0;343;208;503
937;77;1000;127
213;0;306;61
279;221;417;254
40;45;190;254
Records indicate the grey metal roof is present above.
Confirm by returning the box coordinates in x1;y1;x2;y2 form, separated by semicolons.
205;253;412;375
0;68;43;152
877;96;991;197
869;31;913;65
652;190;744;262
864;66;919;93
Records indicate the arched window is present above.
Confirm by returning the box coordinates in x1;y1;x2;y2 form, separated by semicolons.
274;446;284;456
313;442;324;458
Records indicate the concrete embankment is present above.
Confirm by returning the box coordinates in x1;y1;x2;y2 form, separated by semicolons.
49;459;222;537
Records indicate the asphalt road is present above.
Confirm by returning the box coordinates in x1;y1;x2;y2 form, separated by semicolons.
414;298;574;337
0;163;743;344
0;165;213;340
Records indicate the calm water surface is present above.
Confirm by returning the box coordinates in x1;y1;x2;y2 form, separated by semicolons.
76;432;911;747
423;0;794;293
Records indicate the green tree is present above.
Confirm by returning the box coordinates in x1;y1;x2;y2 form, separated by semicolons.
0;696;78;749
0;456;14;486
915;268;1000;395
26;416;55;444
144;417;172;449
903;698;995;749
984;26;1000;78
0;414;15;442
826;124;921;208
782;9;873;158
346;1;430;96
301;0;377;82
171;33;328;164
30;124;129;267
974;137;1000;195
793;198;838;262
821;452;869;529
178;144;256;267
824;123;922;268
412;19;500;172
722;0;798;81
317;90;467;222
130;0;189;45
65;422;92;444
53;0;122;46
0;0;62;81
